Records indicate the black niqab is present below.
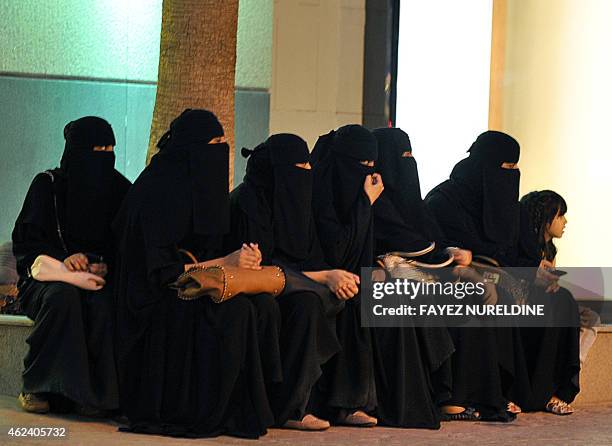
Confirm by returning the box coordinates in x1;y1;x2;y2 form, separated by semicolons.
312;125;378;223
60;116;118;244
143;109;229;245
238;134;316;267
372;127;440;250
449;131;520;244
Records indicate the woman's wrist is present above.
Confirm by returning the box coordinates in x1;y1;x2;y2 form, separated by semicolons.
303;270;329;286
321;270;331;287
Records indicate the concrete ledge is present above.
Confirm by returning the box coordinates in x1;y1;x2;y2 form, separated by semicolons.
1;318;611;404
0;315;33;326
574;327;612;406
0;316;31;396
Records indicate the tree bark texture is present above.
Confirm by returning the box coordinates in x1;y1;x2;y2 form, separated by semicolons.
147;0;238;186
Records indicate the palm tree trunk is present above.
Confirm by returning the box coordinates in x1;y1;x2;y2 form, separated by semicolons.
147;0;238;186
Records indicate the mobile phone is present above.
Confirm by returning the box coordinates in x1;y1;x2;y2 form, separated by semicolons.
85;253;104;264
550;269;567;277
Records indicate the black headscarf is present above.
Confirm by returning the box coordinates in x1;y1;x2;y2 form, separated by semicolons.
372;127;443;254
60;116;119;244
134;109;229;246
449;130;520;244
373;128;426;231
311;125;378;273
238;134;316;266
311;125;378;222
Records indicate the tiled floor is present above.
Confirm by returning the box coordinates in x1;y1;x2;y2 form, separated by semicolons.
1;395;611;445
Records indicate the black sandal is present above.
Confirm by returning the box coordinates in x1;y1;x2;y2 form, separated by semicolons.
442;407;481;421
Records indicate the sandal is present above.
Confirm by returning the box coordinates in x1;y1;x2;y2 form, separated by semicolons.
283;414;331;431
442;406;481;421
336;410;378;427
507;401;522;414
546;398;574;415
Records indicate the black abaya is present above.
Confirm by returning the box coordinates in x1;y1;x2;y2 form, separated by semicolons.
519;287;580;410
369;128;456;428
19;280;119;411
516;198;581;410
310;126;378;416
229;134;342;425
419;184;532;418
425;130;579;414
12;116;130;411
374;129;528;421
113;110;273;438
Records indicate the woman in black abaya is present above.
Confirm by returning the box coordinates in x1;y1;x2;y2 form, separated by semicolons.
371;127;472;262
424;131;532;421
12;116;131;415
310;125;383;426
425;131;522;264
113;109;273;438
230;133;359;430
371;128;468;428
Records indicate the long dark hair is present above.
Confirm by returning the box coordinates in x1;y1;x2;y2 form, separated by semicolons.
520;190;567;261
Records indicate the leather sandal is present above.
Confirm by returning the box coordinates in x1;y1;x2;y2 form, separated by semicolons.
442;406;481;421
546;398;574;415
18;393;49;414
282;414;331;431
507;401;522;414
336;410;378;427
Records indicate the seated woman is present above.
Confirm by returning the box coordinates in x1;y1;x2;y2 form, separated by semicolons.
230;133;359;430
519;190;585;414
427;131;582;416
425;131;534;420
12;116;131;415
310;125;383;427
113;109;275;438
370;128;460;428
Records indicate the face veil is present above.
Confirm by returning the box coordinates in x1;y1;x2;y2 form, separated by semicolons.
239;133;314;264
146;109;230;245
450;130;521;245
372;127;427;231
60;116;118;244
311;125;378;222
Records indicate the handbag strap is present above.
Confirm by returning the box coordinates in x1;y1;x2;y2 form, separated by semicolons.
43;170;69;256
178;249;199;264
472;254;500;267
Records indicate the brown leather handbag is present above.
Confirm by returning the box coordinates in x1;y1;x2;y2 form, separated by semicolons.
170;261;285;303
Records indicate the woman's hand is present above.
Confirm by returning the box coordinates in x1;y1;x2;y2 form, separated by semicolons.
536;259;560;293
326;269;360;300
447;248;472;266
364;173;384;205
88;263;108;278
224;243;263;270
64;253;89;272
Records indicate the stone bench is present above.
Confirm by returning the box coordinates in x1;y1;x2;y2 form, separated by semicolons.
0;315;33;396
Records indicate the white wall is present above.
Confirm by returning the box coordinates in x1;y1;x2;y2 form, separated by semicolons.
395;0;494;196
270;0;365;148
497;0;612;267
